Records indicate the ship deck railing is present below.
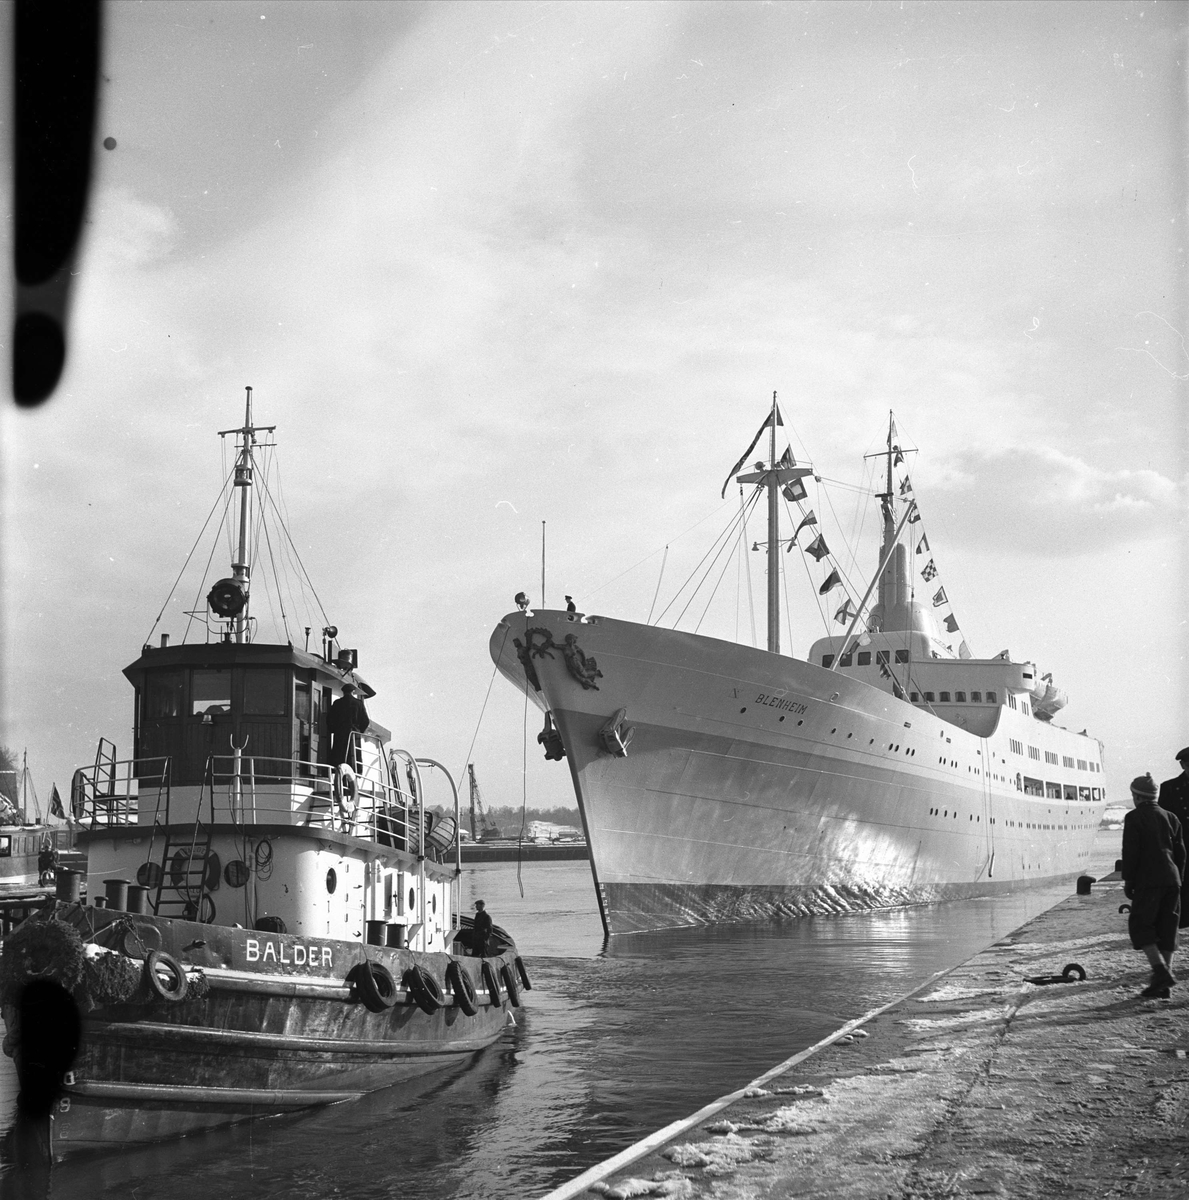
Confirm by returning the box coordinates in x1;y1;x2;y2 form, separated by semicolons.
71;751;459;866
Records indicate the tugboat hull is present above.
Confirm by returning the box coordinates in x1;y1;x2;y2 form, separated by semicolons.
3;905;520;1160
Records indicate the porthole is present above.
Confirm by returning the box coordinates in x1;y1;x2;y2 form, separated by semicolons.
779;716;785;722
831;727;837;735
797;719;804;726
740;707;747;714
225;859;251;888
432;894;437;914
326;868;337;894
409;887;416;910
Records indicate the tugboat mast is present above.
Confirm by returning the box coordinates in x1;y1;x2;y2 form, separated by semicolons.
219;386;275;644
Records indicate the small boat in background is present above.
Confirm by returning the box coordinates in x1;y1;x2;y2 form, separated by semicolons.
0;390;530;1161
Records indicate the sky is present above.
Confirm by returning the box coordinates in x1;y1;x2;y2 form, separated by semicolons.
1;0;1186;821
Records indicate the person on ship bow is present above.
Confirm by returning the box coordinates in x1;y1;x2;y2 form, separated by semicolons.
466;899;494;956
328;683;370;772
1122;772;1186;999
1159;747;1189;929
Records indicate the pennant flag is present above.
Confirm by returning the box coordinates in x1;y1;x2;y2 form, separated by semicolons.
944;614;960;633
916;534;930;555
720;407;784;497
921;559;937;582
893;443;904;466
805;534;830;562
782;478;807;502
898;476;913;496
790;509;817;544
907;502;921;523
932;587;948;608
833;598;854;625
958;639;972;660
50;784;65;820
819;569;842;595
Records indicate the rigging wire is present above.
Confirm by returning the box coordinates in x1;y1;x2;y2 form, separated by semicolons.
585;499;733;601
741;487;757;647
646;546;669;625
183;478;240;644
693;512;749;634
660;490;761;628
455;626;510;790
144;473;236;645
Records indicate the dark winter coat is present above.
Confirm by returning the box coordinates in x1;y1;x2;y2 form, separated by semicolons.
1122;800;1185;892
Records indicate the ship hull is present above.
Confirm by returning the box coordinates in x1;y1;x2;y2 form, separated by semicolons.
491;611;1103;934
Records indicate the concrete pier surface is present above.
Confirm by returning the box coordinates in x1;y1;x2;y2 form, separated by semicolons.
552;881;1188;1200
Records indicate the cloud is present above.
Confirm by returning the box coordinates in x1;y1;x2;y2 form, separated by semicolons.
922;445;1183;555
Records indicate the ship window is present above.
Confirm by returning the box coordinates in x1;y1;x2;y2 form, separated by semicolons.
877;650;889;666
242;668;288;716
924;692;935;702
295;682;312;723
0;836;9;857
840;653;853;666
1079;787;1091;802
145;670;185;719
857;652;871;666
1046;782;1062;799
1023;776;1044;796
191;669;231;716
986;691;997;703
910;692;920;702
971;691;982;703
939;692;951;702
955;692;966;703
1064;784;1077;801
895;649;909;664
822;655;835;668
1092;787;1100;800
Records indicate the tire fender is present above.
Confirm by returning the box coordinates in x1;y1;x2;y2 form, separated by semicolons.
514;955;532;991
480;960;502;1006
144;950;189;1002
445;960;478;1017
351;960;397;1013
402;964;444;1015
499;961;521;1008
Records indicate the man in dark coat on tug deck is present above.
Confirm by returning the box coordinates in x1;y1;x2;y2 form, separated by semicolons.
1159;747;1189;928
328;683;369;771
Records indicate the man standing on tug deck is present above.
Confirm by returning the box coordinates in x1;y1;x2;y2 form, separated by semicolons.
1122;772;1185;999
1158;747;1189;928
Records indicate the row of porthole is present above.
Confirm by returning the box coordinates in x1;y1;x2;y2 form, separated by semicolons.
327;867;438;916
928;808;981;822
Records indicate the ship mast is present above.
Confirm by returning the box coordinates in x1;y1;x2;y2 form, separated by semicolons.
219;386;276;644
736;393;813;655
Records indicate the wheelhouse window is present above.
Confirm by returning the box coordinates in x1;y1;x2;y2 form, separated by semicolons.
986;691;997;704
840;652;853;666
895;649;909;664
822;654;835;668
910;692;920;702
955;691;966;703
924;691;935;702
939;691;951;702
191;669;232;716
145;670;185;719
242;668;288;716
971;691;982;702
857;652;871;666
876;650;889;666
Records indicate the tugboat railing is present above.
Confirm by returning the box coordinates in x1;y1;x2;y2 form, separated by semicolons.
70;752;171;829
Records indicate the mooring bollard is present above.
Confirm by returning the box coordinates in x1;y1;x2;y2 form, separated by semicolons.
55;868;81;902
1077;875;1095;895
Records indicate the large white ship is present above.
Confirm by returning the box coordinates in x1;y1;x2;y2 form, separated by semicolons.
490;403;1107;935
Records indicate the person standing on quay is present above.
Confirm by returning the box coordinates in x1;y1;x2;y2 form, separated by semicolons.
1158;747;1189;928
1122;772;1185;999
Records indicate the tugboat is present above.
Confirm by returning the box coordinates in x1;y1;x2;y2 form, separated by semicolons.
0;390;529;1160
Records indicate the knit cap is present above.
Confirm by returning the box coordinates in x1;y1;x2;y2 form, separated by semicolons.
1130;773;1158;799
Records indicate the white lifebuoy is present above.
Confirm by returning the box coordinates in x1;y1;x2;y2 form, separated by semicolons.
335;764;358;830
